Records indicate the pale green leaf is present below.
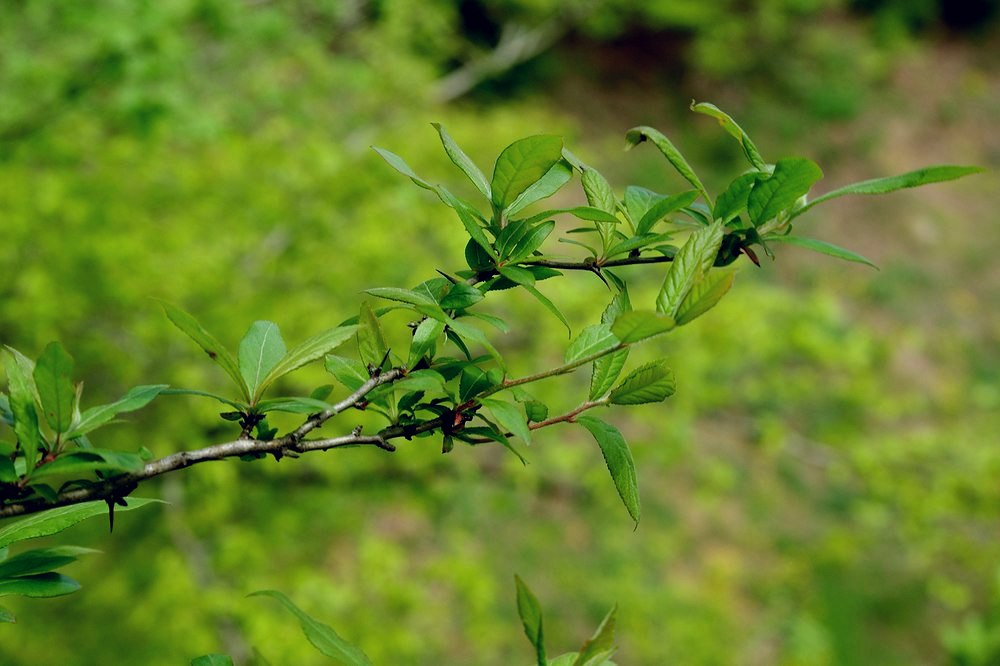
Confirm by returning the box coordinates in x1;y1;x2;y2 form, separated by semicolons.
565;325;619;364
608;360;676;405
506;160;573;217
625;126;711;205
767;236;878;269
609;311;675;343
657;222;724;318
573;604;618;666
258;326;358;393
482;398;531;445
675;269;736;326
2;350;42;473
491;135;563;211
590;349;629;400
747;158;823;226
691;101;767;170
238;321;287;403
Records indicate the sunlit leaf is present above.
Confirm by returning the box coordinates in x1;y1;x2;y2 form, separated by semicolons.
675;269;736;325
636;190;699;234
492;135;564;211
576;417;640;524
482;398;531;444
506;160;573;218
191;655;235;666
657;222;724;318
747;158;823;226
432;122;491;199
766;235;878;269
238;321;287;403
590;349;629;400
565;325;619;364
625;126;711;204
573;604;618;666
258;326;359;394
608;360;675;405
515;575;547;666
609;311;675;343
159;301;249;401
691;101;767;170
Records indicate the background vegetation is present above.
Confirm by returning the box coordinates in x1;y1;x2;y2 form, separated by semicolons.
1;0;997;663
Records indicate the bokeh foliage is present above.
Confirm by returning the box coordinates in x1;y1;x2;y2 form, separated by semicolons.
1;0;998;664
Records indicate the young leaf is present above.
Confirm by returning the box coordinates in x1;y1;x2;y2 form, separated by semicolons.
191;656;235;666
506;160;574;218
357;303;388;370
447;319;505;371
2;350;42;473
625;126;711;205
431;123;491;199
590;349;629;400
249;590;373;665
690;101;767;170
713;172;760;225
325;355;369;391
439;283;485;310
766;235;878;269
498;267;572;337
565;325;620;364
394;369;447;393
636;190;699;234
524;400;548;423
675;269;736;326
491;135;563;211
747;158;823;226
581;167;618;214
237;321;287;403
436;185;498;259
514;575;547;666
371;146;435;191
364;287;438;309
159;388;245;411
507;221;556;263
481;398;531;444
257;325;358;394
608;360;676;405
33;342;75;434
0;498;160;549
609;311;675;343
409;318;445;369
65;385;168;439
255;397;333;414
573;604;618;666
159;301;249;401
0;572;81;598
576;416;640;524
657;222;724;318
624;186;664;225
791;165;985;219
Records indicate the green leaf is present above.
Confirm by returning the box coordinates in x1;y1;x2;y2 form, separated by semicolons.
609;311;675;343
636;190;699;234
437;185;498;259
690;101;767;170
66;385;168;439
0;498;160;549
0;546;97;579
625;126;711;205
507;221;556;263
364;287;438;309
624;186;663;225
481;398;531;444
609;360;676;405
576;416;640;524
573;604;618;666
766;235;878;269
0;605;13;623
521;206;620;226
238;321;287;402
432;123;491;199
325;355;369;391
581;167;618;214
394;369;447;393
459;366;495;402
747;158;823;226
371;146;435;191
491;135;564;211
409;318;445;369
256;397;332;414
2;350;42;473
675;269;736;326
447;319;505;372
522;284;571;338
0;572;80;598
33;342;75;434
0;458;16;483
160;302;249;400
590;349;629;400
498;265;536;286
439;283;485;310
524;400;548;423
506;160;574;218
250;590;373;665
515;575;547;666
159;388;245;411
792;165;985;219
357;303;388;369
565;324;619;364
605;233;672;259
713;172;760;224
191;656;235;666
657;222;724;318
257;325;358;394
30;449;145;481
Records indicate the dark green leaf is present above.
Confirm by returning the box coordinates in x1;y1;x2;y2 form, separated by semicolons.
625;126;711;204
590;349;629;400
250;590;373;665
609;360;676;405
565;325;619;364
498;265;536;286
2;350;42;473
747;158;823;226
675;270;736;325
464;311;509;333
439;283;485;310
159;301;249;401
636;190;699;234
0;546;97;579
657;222;724;318
520;207;620;226
576;416;640;524
605;233;672;259
432;123;491;199
491;135;563;211
238;321;287;402
258;326;358;394
33;342;75;434
0;572;80;599
766;236;878;269
66;385;168;439
482;398;531;444
713;172;760;225
609;311;675;343
515;575;547;666
459;366;494;402
30;449;145;481
792;165;985;219
506;160;574;217
191;655;235;666
690;101;767;170
0;499;160;549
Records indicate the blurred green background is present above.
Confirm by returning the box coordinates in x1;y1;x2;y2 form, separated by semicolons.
1;0;998;663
